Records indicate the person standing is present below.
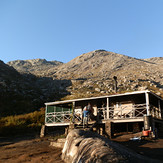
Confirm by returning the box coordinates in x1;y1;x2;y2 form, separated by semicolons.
87;103;92;121
83;106;89;128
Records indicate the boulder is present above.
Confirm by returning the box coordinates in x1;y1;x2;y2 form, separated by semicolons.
62;129;160;163
62;129;126;163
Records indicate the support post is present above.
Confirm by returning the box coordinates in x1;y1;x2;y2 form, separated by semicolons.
45;105;47;124
40;125;46;138
107;97;109;119
145;92;150;115
126;123;128;133
72;102;75;123
105;121;113;138
158;100;161;119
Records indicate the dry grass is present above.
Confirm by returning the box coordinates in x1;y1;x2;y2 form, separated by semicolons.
0;108;45;136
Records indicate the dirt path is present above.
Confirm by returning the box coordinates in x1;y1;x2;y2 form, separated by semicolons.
0;136;64;163
1;133;162;163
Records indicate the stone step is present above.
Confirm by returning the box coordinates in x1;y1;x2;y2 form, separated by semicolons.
57;138;66;143
50;138;66;148
50;141;65;148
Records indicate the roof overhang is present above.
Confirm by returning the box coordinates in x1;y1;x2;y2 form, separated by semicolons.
44;90;162;106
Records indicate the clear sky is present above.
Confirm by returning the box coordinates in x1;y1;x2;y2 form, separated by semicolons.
0;0;163;63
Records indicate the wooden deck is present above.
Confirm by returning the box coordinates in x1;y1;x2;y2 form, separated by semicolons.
102;117;144;123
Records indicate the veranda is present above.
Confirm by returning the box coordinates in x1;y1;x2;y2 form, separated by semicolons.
45;90;163;126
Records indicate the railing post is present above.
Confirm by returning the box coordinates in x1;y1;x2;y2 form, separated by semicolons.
107;98;109;119
145;92;150;115
133;105;135;117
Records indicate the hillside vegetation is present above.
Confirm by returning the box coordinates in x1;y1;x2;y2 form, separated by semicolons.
0;108;45;136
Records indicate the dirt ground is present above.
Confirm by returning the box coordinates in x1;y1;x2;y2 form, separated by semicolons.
112;132;163;162
0;133;163;163
0;135;64;163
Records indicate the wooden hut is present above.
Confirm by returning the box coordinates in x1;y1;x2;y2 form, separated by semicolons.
44;90;163;137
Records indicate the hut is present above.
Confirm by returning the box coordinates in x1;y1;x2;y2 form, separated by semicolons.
43;90;163;137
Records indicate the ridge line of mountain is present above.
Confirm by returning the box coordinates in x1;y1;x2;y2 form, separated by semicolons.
1;50;162;116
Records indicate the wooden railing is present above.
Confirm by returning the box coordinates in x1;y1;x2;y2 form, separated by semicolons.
45;103;162;125
98;103;162;120
150;104;162;119
98;104;147;120
45;109;82;124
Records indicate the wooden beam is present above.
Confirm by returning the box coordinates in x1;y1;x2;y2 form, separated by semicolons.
102;117;143;123
45;123;70;126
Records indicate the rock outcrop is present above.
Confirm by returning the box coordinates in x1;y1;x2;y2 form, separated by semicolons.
62;129;127;163
62;129;160;163
7;59;63;76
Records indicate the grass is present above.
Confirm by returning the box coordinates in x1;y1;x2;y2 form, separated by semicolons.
0;108;45;136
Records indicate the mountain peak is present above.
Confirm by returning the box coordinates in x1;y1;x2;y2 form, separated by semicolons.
7;59;63;75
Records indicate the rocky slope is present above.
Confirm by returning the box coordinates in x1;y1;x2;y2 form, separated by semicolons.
8;59;63;76
59;50;162;99
11;50;162;96
0;60;69;116
8;50;163;86
3;50;163;115
53;50;163;83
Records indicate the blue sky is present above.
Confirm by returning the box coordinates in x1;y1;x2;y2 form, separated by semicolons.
0;0;163;63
